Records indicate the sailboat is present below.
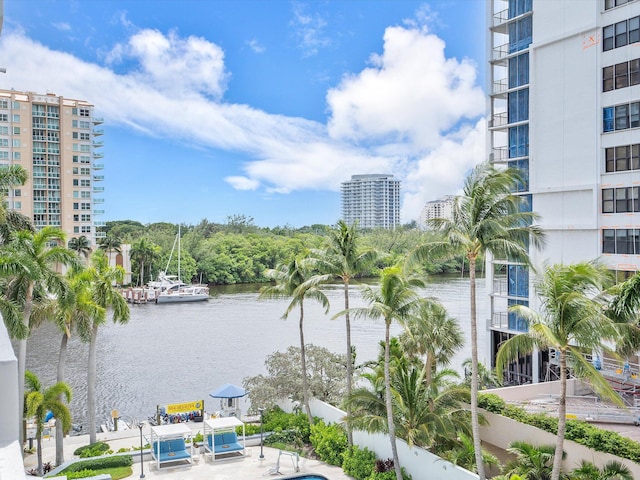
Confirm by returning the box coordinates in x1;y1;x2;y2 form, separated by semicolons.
155;226;209;304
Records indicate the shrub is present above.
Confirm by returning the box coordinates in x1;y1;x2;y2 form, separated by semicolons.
478;392;640;463
342;445;377;480
73;442;110;458
309;421;348;466
62;455;133;473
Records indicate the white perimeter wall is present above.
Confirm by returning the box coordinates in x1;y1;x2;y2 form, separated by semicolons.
0;321;26;479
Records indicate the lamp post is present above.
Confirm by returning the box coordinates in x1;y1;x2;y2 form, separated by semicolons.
137;420;145;479
258;408;265;460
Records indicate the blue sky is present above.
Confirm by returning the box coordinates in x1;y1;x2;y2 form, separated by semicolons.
2;0;486;228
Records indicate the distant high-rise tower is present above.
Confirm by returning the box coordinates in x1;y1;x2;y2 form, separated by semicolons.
0;90;105;246
341;174;400;229
419;195;454;229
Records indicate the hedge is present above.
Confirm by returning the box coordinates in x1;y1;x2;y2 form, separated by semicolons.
478;393;640;462
62;455;133;473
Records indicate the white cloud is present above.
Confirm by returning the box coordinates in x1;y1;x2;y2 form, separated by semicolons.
52;22;72;32
0;19;485;223
246;39;265;54
107;29;229;99
327;26;484;151
224;176;260;191
290;3;331;57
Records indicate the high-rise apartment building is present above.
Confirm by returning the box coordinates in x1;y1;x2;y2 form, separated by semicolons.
341;174;400;229
486;0;640;383
419;195;454;229
0;90;105;246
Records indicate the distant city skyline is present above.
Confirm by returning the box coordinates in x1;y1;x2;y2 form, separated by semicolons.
2;0;486;227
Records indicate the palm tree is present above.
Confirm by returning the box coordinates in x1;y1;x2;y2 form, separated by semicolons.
130;237;160;286
501;441;559;480
24;370;72;477
98;235;121;264
67;235;92;261
461;358;502;390
80;250;129;444
442;432;501;475
51;267;101;464
399;300;463;385
0;164;28;221
260;257;331;424
1;226;76;444
406;162;545;480
571;460;633;480
496;262;626;480
345;266;423;480
309;219;378;445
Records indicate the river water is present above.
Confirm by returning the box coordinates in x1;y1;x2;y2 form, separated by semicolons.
21;274;486;430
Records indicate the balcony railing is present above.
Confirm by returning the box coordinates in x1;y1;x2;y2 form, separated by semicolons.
490;112;508;128
93;175;104;181
490;147;509;163
492;78;508;96
92;141;104;148
93;220;106;227
92;129;104;136
491;311;509;329
492;43;509;62
93;198;105;204
95;231;106;238
93;209;105;215
493;276;508;295
493;8;509;27
93;187;104;192
93;163;104;170
92;117;104;124
92;152;104;159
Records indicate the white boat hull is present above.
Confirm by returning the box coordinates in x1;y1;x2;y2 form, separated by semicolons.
156;290;209;303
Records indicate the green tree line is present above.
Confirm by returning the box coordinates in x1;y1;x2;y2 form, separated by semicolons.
102;214;477;286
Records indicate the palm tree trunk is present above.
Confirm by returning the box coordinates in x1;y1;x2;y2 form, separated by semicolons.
344;278;353;446
551;350;567;480
36;431;43;477
469;255;485;480
140;260;145;287
299;301;313;425
18;283;34;449
55;332;69;465
384;322;403;480
88;324;98;445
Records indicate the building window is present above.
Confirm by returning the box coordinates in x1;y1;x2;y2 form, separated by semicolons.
14;189;20;197
12;152;20;160
72;167;78;174
604;16;640;51
73;214;79;221
73;191;79;198
0;114;8;122
0;126;8;135
13;127;19;135
79;108;90;117
73;202;79;210
0;100;7;109
508;16;532;54
80;179;91;187
604;65;614;91
604;102;640;132
12;139;20;148
603;186;640;213
0;139;8;147
72;132;78;139
0;152;8;159
81;191;91;198
73;155;78;163
73;226;80;233
81;226;91;233
509;53;529;89
508;0;532;18
13;201;21;209
616;62;629;88
73;179;79;186
508;88;529;123
603;228;640;254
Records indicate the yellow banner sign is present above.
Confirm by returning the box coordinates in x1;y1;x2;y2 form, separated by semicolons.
166;400;204;414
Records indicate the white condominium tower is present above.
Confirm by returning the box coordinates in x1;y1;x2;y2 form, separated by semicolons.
487;0;640;383
340;174;400;229
0;90;105;246
419;195;455;229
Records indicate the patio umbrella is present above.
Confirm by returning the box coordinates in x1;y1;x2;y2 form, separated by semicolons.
209;383;247;399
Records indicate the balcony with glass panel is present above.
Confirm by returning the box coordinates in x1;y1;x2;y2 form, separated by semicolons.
93;163;104;170
92;117;104;125
93;129;104;136
95;231;106;238
92;175;104;182
92;152;104;159
93;198;104;204
93;220;106;227
93;186;104;192
92;141;104;148
93;209;105;215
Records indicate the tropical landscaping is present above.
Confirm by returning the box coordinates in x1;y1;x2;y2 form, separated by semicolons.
4;162;640;479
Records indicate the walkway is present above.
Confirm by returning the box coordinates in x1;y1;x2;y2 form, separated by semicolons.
24;423;352;479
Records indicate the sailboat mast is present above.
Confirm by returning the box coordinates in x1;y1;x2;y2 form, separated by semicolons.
178;225;181;282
